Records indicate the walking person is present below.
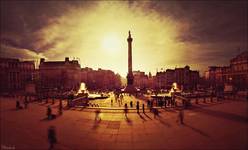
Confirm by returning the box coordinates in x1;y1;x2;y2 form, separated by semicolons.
153;108;159;118
164;99;167;108
142;103;145;113
124;103;128;118
48;126;57;150
150;100;153;112
136;101;140;113
130;101;133;108
16;100;23;109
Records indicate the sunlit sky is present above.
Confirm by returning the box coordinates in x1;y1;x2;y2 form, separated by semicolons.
1;1;247;76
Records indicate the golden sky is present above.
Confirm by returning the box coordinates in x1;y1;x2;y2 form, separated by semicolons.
1;1;247;76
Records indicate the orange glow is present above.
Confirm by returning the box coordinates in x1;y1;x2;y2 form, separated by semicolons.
102;34;122;53
36;1;191;76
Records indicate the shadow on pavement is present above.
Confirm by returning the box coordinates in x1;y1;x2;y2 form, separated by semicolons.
191;106;248;124
184;123;210;138
143;113;152;120
138;113;147;121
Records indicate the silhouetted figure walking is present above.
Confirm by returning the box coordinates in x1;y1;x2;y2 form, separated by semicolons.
16;100;23;109
150;101;153;112
124;103;128;118
164;99;167;108
136;101;140;113
47;106;52;120
153;108;159;118
142;104;145;113
48;126;57;150
130;101;133;108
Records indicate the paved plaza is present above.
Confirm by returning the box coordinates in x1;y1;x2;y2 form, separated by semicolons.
1;96;248;150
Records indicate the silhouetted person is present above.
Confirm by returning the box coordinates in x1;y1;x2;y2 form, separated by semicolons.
178;109;184;124
124;103;128;118
142;104;145;113
47;106;52;120
111;99;113;106
153;108;159;118
59;99;63;115
136;101;140;113
16;100;23;109
130;101;133;108
48;126;57;150
150;101;153;112
164;99;167;108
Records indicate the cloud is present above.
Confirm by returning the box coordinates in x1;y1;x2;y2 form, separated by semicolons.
0;0;247;76
0;44;46;60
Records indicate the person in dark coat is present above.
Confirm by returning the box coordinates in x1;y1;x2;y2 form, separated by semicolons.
136;101;140;113
142;103;145;113
124;103;128;118
16;100;22;109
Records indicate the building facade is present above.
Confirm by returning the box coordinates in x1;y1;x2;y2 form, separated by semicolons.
133;70;149;90
0;58;35;94
155;66;199;91
38;57;81;93
81;67;122;91
205;51;248;91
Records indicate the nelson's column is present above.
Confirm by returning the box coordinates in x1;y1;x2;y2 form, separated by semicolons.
124;31;137;93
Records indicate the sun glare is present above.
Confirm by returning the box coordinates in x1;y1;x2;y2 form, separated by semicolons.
102;35;121;52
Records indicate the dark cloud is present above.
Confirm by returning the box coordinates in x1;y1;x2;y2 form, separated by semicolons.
0;0;247;75
147;1;247;46
0;0;94;52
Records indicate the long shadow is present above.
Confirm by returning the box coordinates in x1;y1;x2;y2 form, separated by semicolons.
143;112;152;120
190;105;248;124
184;123;210;138
138;113;147;121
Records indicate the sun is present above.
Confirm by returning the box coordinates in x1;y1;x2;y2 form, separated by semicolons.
102;35;121;52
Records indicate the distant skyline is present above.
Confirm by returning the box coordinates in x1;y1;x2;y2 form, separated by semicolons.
1;0;247;76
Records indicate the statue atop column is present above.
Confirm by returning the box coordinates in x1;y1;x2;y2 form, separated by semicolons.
124;30;137;93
